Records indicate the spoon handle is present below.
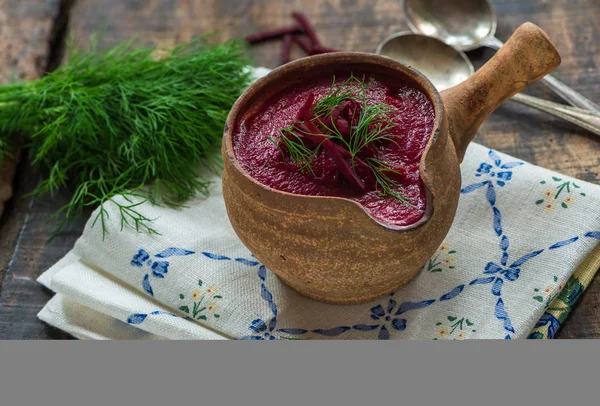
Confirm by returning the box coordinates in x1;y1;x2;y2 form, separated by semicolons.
485;36;600;113
481;36;504;50
539;74;600;113
510;93;600;137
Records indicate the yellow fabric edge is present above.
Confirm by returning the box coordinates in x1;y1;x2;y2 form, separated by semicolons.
528;242;600;339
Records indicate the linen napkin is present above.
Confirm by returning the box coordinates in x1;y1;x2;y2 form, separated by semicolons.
37;68;600;340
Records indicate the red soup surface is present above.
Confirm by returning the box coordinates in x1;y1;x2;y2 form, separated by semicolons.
233;71;435;227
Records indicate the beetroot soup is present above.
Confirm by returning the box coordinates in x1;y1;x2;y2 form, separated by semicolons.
233;72;435;227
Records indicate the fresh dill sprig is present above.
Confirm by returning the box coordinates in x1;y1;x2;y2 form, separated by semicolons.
312;75;398;160
310;75;359;118
273;74;415;206
269;127;320;175
347;103;397;159
0;35;252;238
366;158;417;208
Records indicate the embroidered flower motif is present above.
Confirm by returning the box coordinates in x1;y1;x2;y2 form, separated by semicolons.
178;280;223;321
479;248;545;298
427;243;457;273
543;286;555;295
369;297;408;339
151;261;169;278
533;276;562;308
473;150;523;187
543;202;555;213
206;286;219;296
131;249;151;267
537;177;585;211
242;318;278;340
443;257;455;266
191;289;203;301
434;316;475;340
437;326;449;338
130;248;195;296
544;189;556;199
485;263;520;281
475;163;513;185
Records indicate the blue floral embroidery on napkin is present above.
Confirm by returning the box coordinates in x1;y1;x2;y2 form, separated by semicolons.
471;149;523;187
131;248;195;296
243;318;278;340
126;149;600;340
127;310;178;325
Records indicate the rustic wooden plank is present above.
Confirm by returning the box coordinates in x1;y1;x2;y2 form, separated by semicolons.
0;0;60;220
0;0;73;339
0;0;61;255
0;158;17;219
0;164;82;339
0;0;597;339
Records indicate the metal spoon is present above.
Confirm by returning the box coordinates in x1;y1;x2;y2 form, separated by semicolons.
403;0;600;113
376;32;600;137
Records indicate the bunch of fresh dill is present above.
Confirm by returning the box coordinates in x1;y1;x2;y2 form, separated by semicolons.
0;36;252;237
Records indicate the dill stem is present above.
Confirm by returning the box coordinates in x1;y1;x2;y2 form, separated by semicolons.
0;101;19;108
0;82;28;93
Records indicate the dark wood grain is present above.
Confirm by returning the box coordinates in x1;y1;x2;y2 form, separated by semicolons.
0;0;65;221
0;0;62;257
0;0;75;339
0;0;598;339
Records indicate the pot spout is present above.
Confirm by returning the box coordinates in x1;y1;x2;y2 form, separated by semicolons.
440;23;561;161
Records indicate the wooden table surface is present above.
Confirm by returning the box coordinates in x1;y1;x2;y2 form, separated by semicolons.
0;0;598;339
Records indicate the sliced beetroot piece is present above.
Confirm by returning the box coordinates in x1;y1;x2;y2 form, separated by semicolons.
291;12;321;49
331;100;352;120
295;122;326;147
354;161;377;189
334;117;350;136
322;140;369;191
298;120;332;147
316;100;352;129
291;36;312;53
245;24;303;44
298;120;365;191
296;93;315;121
281;34;293;64
339;99;361;127
326;143;365;191
345;151;370;175
317;115;333;129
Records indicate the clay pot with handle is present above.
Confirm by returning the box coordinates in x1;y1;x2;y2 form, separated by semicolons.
221;23;561;304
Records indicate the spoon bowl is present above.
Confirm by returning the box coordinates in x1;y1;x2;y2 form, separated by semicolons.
376;32;600;137
404;0;600;112
376;32;474;91
404;0;496;51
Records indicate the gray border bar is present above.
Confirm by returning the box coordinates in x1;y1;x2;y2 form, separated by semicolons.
0;341;598;406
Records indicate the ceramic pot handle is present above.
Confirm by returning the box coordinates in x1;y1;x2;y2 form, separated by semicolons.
441;22;561;161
